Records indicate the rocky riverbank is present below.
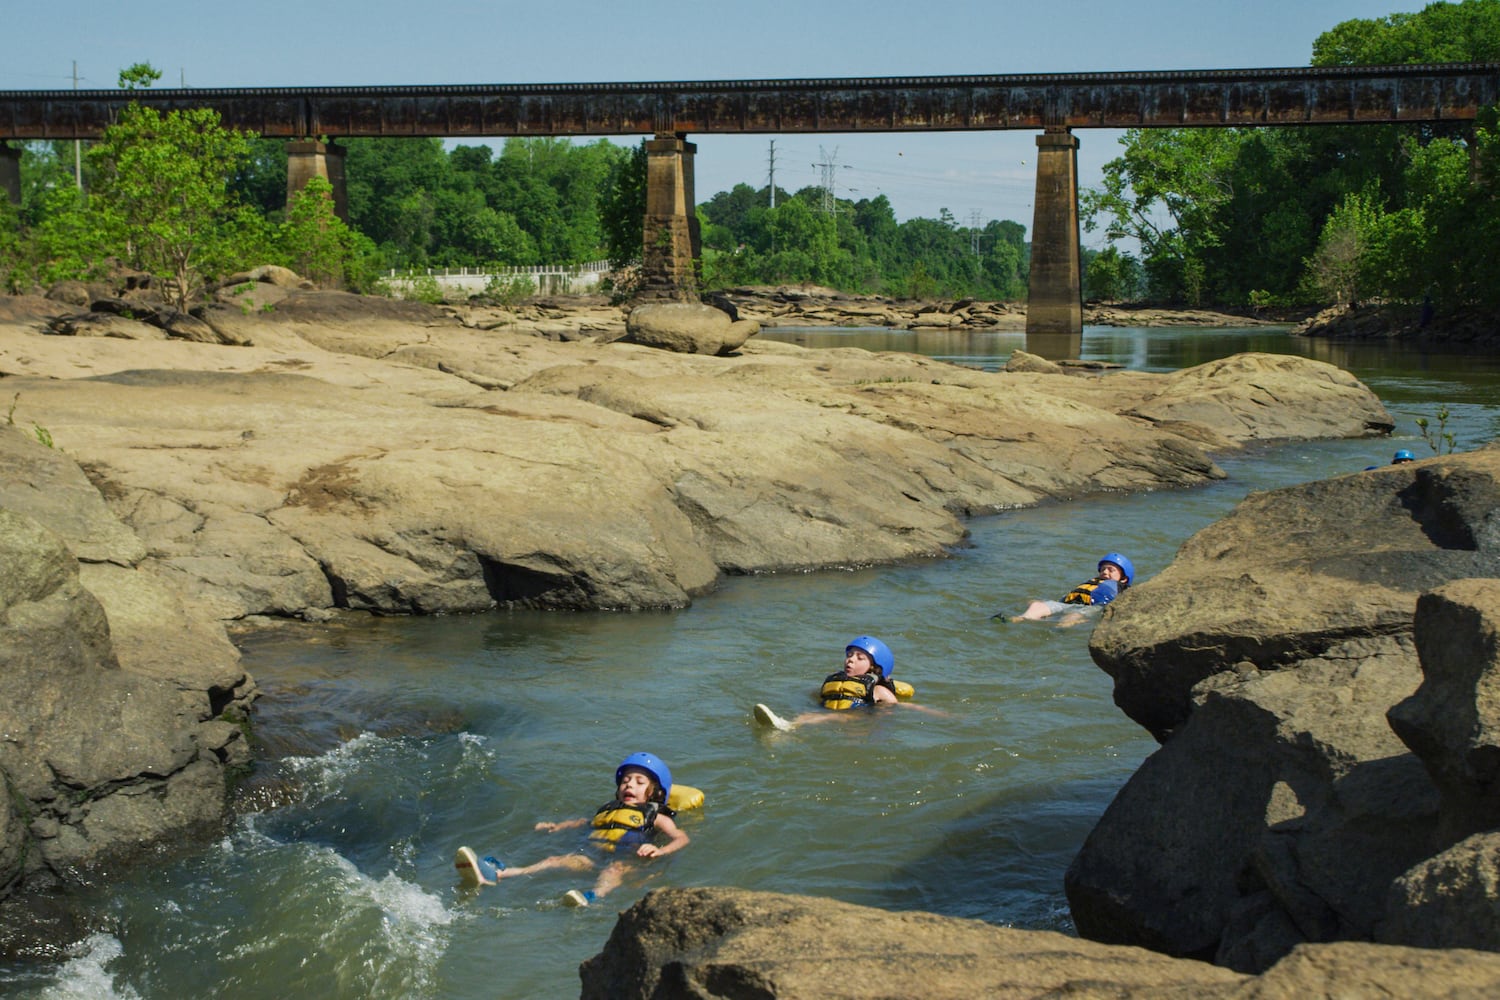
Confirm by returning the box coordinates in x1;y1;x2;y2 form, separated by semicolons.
0;276;1395;963
577;451;1500;996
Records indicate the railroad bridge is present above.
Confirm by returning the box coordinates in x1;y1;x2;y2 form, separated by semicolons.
2;63;1497;334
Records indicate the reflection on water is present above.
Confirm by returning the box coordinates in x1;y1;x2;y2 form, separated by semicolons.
4;325;1499;1000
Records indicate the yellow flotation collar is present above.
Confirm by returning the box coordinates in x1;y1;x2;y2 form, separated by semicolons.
667;784;704;812
891;680;915;700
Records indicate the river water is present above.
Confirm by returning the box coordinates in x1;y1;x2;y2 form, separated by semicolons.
6;325;1500;1000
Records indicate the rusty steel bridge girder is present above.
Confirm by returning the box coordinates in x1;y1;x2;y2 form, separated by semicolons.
1;63;1497;140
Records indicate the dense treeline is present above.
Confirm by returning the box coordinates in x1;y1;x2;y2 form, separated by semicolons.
2;122;1031;301
1085;0;1500;312
3;2;1496;311
697;185;1029;299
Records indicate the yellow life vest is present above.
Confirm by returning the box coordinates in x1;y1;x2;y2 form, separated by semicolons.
1062;576;1108;606
821;671;878;710
588;800;659;852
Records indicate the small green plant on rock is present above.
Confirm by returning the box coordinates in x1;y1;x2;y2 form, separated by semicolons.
409;273;444;304
1415;404;1458;455
483;272;536;307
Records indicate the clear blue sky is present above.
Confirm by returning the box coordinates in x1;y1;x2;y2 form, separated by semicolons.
5;0;1426;244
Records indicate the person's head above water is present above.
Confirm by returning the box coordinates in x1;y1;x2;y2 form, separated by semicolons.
844;635;894;678
1392;449;1416;464
615;752;671;804
1098;553;1134;587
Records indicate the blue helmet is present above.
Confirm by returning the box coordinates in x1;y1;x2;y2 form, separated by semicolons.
845;635;895;677
1099;553;1135;586
616;752;672;801
1392;449;1416;464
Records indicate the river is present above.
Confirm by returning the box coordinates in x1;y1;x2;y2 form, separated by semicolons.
5;325;1499;1000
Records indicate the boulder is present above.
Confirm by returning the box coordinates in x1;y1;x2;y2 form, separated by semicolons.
578;887;1500;999
0;428;256;917
625;301;759;355
1065;636;1438;972
1090;448;1500;741
1388;579;1500;842
1072;467;1500;973
1127;352;1394;446
1381;830;1500;951
580;887;1247;999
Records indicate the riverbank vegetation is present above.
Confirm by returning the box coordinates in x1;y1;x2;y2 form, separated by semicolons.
1086;0;1500;316
0;1;1495;313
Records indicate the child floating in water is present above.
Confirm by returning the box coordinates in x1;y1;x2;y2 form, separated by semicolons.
754;635;920;731
454;751;689;907
1010;552;1135;624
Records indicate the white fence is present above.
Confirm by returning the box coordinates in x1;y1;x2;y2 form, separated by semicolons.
383;261;611;299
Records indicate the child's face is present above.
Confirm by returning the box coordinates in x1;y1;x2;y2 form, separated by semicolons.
844;647;876;676
617;767;657;805
1099;562;1125;582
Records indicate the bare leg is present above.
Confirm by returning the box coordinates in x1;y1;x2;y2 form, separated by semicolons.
1011;600;1055;622
495;853;594;880
590;860;630;900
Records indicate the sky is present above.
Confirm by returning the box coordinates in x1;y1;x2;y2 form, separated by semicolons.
4;0;1428;246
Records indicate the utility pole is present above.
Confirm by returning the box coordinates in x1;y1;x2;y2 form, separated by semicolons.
767;139;777;208
72;61;82;190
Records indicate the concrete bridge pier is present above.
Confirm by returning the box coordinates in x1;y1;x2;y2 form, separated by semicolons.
1026;127;1083;343
0;142;20;208
286;139;349;223
639;134;700;301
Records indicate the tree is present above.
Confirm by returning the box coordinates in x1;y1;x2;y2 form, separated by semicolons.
118;62;162;90
600;141;647;268
88;104;260;308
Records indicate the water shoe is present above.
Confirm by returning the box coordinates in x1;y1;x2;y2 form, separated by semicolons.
753;703;792;731
562;889;597;907
454;845;502;886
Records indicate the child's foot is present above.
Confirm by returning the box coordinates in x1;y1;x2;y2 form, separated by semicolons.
454;845;504;887
562;888;597;907
753;703;792;731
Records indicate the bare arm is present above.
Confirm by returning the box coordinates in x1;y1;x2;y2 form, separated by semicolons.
636;813;689;858
535;817;589;833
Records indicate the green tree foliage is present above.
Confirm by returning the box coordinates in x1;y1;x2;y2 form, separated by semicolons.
277;176;365;289
87;104;264;308
699;185;1028;299
600;141;647;269
1085;0;1500;308
117;62;163;90
341;136;627;268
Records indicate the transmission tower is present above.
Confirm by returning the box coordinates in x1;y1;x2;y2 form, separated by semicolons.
969;210;983;255
812;146;842;214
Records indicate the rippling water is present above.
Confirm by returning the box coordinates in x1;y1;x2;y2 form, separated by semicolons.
6;325;1499;1000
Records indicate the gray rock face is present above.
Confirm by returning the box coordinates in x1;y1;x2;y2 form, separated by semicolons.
1070;456;1500;973
0;428;256;922
1090;449;1500;741
579;887;1500;1000
1388;579;1500;841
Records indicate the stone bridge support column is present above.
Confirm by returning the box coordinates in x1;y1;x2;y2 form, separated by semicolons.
639;134;699;301
286;139;349;223
0;143;20;209
1026;127;1082;339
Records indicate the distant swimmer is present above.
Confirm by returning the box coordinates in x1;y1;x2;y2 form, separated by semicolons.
754;635;936;731
1008;552;1135;626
